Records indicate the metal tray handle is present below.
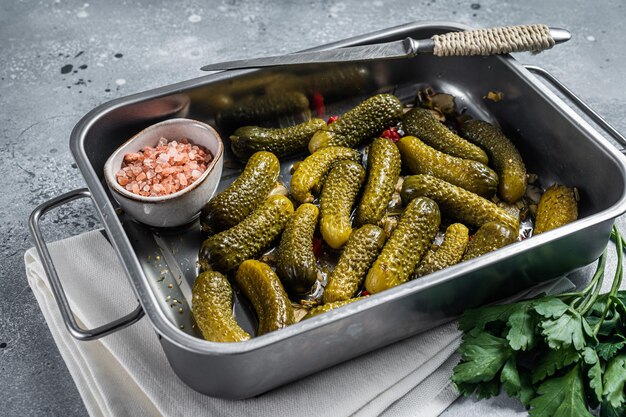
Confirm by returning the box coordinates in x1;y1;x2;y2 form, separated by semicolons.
28;188;145;341
524;65;626;150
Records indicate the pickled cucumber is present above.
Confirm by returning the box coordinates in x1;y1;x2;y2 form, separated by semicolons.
276;203;319;295
320;160;366;249
290;146;361;203
414;223;469;277
265;66;371;99
323;225;386;303
461;120;527;203
534;184;578;234
200;151;280;233
462;221;517;261
402;107;488;165
187;72;286;116
199;195;294;272
401;175;519;232
235;260;295;335
354;138;402;226
308;94;403;152
216;91;310;128
397;136;498;198
192;271;251;342
365;197;441;294
303;298;361;319
230;118;326;161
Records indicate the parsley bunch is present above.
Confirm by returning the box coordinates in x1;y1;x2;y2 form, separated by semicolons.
453;226;626;416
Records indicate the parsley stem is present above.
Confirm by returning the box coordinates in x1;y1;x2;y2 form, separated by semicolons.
577;248;607;315
593;226;623;335
557;248;607;301
608;227;623;299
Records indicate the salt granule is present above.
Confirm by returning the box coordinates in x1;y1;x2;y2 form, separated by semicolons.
116;137;212;197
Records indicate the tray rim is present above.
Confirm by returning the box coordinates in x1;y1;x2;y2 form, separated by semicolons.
69;20;626;355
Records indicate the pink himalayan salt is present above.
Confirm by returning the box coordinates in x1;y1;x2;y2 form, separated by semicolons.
116;136;212;197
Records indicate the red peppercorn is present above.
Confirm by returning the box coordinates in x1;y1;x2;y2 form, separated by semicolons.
381;127;401;142
327;115;339;125
361;290;370;296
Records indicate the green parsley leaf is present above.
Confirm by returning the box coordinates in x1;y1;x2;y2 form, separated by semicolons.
588;295;609;317
596;337;626;361
532;346;579;384
459;303;523;333
500;356;535;407
534;297;570;319
452;331;513;385
474;378;501;399
583;347;603;403
614;293;626;311
455;379;502;400
602;353;626;408
600;400;626;417
529;364;593;417
539;309;593;351
588;306;623;337
613;296;626;326
455;381;478;397
506;302;537;351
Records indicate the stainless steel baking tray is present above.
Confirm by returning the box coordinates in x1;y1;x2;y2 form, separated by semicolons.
29;21;626;399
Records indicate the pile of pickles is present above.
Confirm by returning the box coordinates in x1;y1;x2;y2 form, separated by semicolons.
192;92;579;343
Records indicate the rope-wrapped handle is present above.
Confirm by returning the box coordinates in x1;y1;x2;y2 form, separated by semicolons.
432;24;556;57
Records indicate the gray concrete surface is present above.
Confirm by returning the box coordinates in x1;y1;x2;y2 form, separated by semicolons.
1;0;625;416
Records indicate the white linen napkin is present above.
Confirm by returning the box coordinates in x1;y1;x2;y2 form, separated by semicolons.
24;230;575;417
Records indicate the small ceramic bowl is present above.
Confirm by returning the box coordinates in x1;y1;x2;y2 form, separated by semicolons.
104;118;224;228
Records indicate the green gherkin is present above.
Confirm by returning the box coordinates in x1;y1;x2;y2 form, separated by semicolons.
235;260;295;335
200;151;280;233
308;94;403;152
323;225;386;303
401;175;519;232
397;136;498;198
461;120;527;203
264;66;371;98
216;91;310;128
303;298;362;319
365;197;441;294
534;184;578;234
320;160;366;249
414;223;469;277
276;203;319;295
354;138;402;226
402;107;488;165
230;119;326;161
462;221;517;261
199;195;294;272
290;146;361;204
192;271;251;343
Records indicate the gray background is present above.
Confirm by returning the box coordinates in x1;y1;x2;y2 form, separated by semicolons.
1;0;625;415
